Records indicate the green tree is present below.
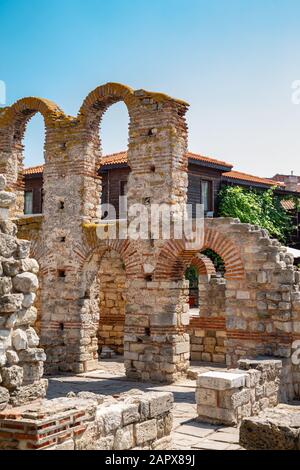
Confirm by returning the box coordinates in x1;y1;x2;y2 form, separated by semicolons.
218;185;295;244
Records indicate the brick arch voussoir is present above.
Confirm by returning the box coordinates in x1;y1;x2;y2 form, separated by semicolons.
78;83;139;126
190;254;217;276
79;229;142;278
202;229;245;280
155;230;245;281
0;97;67;131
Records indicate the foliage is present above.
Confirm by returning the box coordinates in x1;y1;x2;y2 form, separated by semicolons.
201;249;225;275
185;265;198;288
218;185;295;243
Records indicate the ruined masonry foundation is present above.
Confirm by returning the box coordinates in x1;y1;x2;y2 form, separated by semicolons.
0;390;173;450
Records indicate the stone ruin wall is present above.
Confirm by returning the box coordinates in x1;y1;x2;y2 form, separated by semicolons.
0;390;174;451
196;358;282;426
1;83;300;396
0;177;47;411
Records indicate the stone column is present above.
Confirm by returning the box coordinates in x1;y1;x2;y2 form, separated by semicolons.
0;175;47;409
122;90;190;382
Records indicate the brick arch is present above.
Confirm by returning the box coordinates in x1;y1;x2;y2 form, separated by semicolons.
155;229;245;281
78;83;138;130
0;97;68;211
189;254;217;276
81;225;142;278
0;97;66;142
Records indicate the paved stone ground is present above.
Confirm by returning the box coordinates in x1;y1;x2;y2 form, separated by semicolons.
46;359;243;450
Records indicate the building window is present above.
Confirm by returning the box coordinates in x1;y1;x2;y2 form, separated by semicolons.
201;180;213;213
24;191;33;215
120;180;127;196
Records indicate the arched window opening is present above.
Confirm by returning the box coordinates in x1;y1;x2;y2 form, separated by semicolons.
185;265;199;311
23;114;45;215
99;102;130;220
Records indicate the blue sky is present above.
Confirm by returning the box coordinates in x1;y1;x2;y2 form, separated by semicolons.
1;0;300;176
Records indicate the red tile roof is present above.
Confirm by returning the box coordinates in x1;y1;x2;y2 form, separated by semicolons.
24;150;233;173
222;170;285;188
186;151;232;169
23;165;44;175
101;151;128;166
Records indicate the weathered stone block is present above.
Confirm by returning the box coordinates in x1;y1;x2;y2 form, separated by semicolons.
148;392;173;418
195;388;218;407
114;424;134;450
197;404;236;425
135;419;157;445
197;371;248;390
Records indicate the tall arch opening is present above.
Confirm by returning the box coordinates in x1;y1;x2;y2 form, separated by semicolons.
23;113;45;215
183;251;226;365
81;246;127;369
99;102;130;220
98;249;126;358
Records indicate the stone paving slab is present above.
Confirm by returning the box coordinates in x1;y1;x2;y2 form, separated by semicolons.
192;439;233;450
209;432;240;444
174;422;218;438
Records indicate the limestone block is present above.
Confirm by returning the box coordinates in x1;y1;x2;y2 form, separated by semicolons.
96;404;122;435
201;352;212;362
0;350;6;366
122;403;140;425
22;362;44;383
240;404;300;450
151;436;172;450
21;258;39;274
12;329;28;351
0;191;16;208
0;175;6;190
0;294;23;313
15;307;37;326
195;388;218;406
16;240;31;259
1;365;23;390
2;260;22;276
22;293;36;309
0;277;12;295
114;424;134;450
219;388;251;409
150;312;177;327
197;371;248;390
0;386;9;410
6;349;19;365
135;419;157;445
236;291;250;300
0;234;17;258
148;392;173;418
197;404;237;426
13;272;38;294
26;327;39;347
0;329;11;348
18;348;46;363
175;342;189;355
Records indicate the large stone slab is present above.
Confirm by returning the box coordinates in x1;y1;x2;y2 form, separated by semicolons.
197;371;248;390
240;404;300;450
